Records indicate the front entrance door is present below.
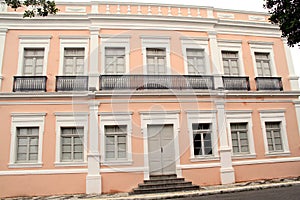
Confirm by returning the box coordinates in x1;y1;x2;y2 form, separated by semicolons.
148;124;176;175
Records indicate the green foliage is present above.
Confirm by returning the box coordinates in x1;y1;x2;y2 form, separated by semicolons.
264;0;300;47
5;0;59;18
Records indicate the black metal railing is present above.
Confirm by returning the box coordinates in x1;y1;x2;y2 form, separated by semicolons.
255;77;283;91
13;76;47;92
99;75;214;90
56;76;89;91
222;76;250;90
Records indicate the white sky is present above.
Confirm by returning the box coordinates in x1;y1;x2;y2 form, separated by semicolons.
59;0;300;78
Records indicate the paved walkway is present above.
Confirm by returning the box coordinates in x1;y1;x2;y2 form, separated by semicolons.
3;177;300;200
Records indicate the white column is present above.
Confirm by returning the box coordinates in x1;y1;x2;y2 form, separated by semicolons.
282;38;299;90
89;26;100;90
86;100;102;194
0;28;7;90
294;100;300;137
215;94;235;185
91;1;99;14
208;31;223;89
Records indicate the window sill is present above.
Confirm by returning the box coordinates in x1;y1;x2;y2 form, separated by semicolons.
101;160;133;166
232;154;257;160
54;162;87;167
8;163;43;168
265;151;291;157
190;156;220;162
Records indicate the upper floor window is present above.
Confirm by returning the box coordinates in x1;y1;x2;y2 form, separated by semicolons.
104;47;125;74
23;48;44;76
63;48;84;75
255;52;271;77
192;123;212;156
222;51;239;76
186;48;205;74
146;48;166;75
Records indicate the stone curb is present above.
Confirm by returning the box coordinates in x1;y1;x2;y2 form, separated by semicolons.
92;181;300;200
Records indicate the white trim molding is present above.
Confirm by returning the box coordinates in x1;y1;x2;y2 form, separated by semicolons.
99;112;133;165
259;110;290;156
233;156;300;166
186;110;219;160
54;112;89;166
17;35;52;76
140;36;171;74
294;100;300;137
140;111;181;180
226;111;256;158
0;28;7;90
181;37;210;75
59;36;89;75
9;113;46;168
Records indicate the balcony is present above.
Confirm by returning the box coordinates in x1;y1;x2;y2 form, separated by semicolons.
255;77;283;91
56;76;89;91
99;75;214;90
222;76;250;90
13;76;47;92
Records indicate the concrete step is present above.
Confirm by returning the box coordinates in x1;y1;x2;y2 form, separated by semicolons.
132;184;200;194
144;177;185;184
149;174;177;180
138;181;193;189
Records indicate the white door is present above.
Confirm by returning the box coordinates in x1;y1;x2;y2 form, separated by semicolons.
148;124;176;175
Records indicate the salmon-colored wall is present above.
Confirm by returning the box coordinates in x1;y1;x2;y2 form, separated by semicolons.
182;168;221;186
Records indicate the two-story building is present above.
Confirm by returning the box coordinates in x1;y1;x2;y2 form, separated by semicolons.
1;1;300;198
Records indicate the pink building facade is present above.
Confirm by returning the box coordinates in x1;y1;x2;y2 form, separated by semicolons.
0;1;300;197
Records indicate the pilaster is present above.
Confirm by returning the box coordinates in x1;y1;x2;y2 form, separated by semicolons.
215;93;235;184
86;99;101;194
89;26;100;91
0;28;7;90
293;100;300;137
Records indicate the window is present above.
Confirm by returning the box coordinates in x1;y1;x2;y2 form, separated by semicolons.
259;110;290;156
265;122;283;152
104;47;125;74
9;113;45;168
193;123;212;156
255;52;271;76
105;125;127;160
222;51;239;76
63;48;84;75
230;123;249;154
16;127;39;163
23;48;44;76
61;127;84;162
146;48;166;75
186;48;205;74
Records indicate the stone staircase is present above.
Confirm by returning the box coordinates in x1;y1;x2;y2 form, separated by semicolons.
131;174;200;194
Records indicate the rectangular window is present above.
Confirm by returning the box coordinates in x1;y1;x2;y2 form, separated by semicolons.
193;123;212;156
105;47;125;74
63;48;85;75
61;127;84;162
23;48;44;76
186;48;205;75
146;48;166;75
222;51;239;76
230;123;249;154
255;52;271;76
265;122;283;152
105;125;127;160
16;127;39;163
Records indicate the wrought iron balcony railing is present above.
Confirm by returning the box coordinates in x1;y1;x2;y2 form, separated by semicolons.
99;75;214;90
222;76;250;90
56;76;89;91
255;77;283;91
13;76;47;92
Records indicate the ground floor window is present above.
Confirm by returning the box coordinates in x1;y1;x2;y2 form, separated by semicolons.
230;123;249;154
105;125;127;160
61;127;84;162
192;123;212;156
16;127;39;163
265;122;283;152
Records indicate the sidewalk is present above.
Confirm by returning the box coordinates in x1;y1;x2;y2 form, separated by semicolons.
4;177;300;200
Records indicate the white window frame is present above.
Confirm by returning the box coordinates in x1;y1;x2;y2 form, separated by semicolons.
59;36;89;75
186;111;218;161
259;110;290;156
249;41;277;77
181;37;210;75
9;113;46;168
218;40;245;75
99;112;133;165
226;111;256;158
100;35;130;74
17;35;51;76
141;36;171;74
54;112;88;166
